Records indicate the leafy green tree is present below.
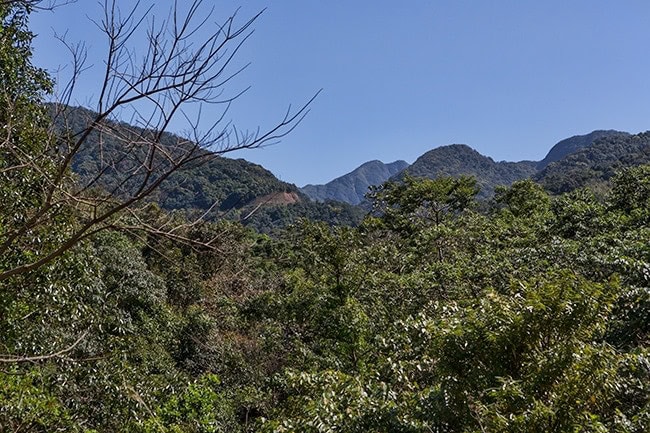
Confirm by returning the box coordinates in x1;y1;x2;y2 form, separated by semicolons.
609;164;650;224
369;175;478;233
136;374;240;433
494;179;550;218
551;188;605;239
0;1;64;282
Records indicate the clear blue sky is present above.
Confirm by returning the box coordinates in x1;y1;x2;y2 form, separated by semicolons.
30;1;650;186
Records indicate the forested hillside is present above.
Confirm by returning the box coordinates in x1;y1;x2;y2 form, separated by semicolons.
537;131;650;194
1;2;649;432
55;105;297;211
537;129;629;169
402;144;538;199
53;104;363;230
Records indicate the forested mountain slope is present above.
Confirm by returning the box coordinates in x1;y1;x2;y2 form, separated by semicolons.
536;131;650;194
56;105;300;212
537;129;629;169
401;144;538;198
55;105;364;230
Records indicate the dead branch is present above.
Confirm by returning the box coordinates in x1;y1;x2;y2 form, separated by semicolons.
0;0;318;282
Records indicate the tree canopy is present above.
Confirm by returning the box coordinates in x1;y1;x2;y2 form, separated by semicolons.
0;2;649;432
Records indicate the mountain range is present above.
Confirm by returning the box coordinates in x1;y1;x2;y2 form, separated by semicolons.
57;105;650;230
300;129;644;203
301;160;409;205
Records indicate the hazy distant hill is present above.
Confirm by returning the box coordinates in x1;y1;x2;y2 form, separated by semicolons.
537;131;650;194
401;144;538;198
537;130;630;169
301;160;409;204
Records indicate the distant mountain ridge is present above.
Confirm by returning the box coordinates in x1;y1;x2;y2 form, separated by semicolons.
301;160;409;204
402;144;538;199
537;130;630;169
59;103;649;228
301;129;644;204
537;131;650;193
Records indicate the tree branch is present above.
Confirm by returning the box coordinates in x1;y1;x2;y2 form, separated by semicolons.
0;1;318;281
0;330;89;363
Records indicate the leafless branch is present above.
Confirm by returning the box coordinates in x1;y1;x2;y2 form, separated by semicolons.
0;0;317;282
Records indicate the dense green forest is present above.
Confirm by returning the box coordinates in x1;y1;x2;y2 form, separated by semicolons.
1;3;649;432
536;132;650;195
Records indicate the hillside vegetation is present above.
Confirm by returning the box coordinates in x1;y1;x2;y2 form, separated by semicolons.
537;129;630;169
1;3;649;432
402;144;538;199
302;130;647;205
54;104;363;230
537;131;650;194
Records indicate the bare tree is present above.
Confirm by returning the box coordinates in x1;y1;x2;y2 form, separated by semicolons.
0;0;317;282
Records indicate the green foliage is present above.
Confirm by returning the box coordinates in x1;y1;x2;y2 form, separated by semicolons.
0;368;79;432
403;144;538;199
610;164;650;224
369;174;478;232
537;132;650;195
0;3;52;101
1;3;649;430
259;175;650;432
242;199;365;234
136;374;239;433
495;179;550;218
0;2;65;281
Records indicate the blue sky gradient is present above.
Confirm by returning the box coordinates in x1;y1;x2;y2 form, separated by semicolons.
30;1;650;185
